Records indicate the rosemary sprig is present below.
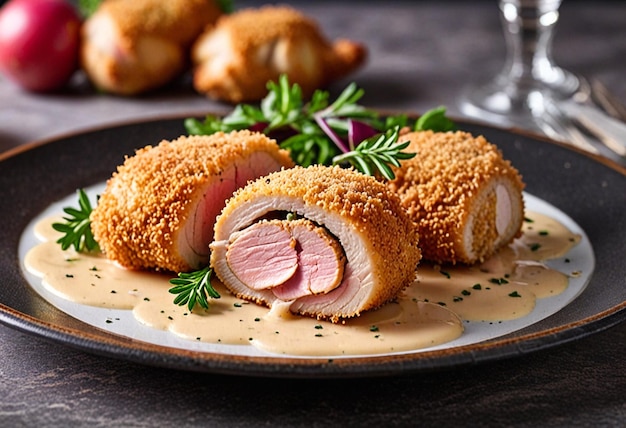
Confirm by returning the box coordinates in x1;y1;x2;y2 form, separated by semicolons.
168;266;220;311
52;189;99;252
332;126;415;180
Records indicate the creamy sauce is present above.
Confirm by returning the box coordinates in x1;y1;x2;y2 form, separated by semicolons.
25;211;579;356
410;213;579;321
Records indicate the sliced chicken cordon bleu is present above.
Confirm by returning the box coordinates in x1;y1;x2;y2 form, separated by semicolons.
210;165;422;322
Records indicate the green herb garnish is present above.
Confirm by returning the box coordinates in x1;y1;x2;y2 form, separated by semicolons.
414;106;456;132
215;0;235;14
331;126;414;179
186;75;375;167
185;74;453;179
78;0;101;17
168;266;220;311
52;189;99;252
78;0;234;18
438;270;451;279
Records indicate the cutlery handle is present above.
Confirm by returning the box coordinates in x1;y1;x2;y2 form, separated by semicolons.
562;102;626;158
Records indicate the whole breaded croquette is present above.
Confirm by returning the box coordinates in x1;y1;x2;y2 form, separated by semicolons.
192;5;367;103
388;130;525;265
81;0;223;95
90;131;294;273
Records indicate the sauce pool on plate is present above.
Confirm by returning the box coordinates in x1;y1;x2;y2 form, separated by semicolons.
24;209;581;357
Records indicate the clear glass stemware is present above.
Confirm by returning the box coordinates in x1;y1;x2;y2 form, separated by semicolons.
459;0;585;132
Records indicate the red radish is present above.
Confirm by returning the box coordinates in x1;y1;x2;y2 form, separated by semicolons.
0;0;81;92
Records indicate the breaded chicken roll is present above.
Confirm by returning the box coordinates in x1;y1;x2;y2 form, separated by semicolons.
192;6;367;103
388;130;525;265
81;0;222;95
90;131;294;272
210;165;422;322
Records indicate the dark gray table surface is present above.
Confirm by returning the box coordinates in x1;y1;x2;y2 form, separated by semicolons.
1;1;625;426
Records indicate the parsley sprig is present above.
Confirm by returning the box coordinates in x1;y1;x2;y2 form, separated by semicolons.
52;189;99;252
168;266;220;311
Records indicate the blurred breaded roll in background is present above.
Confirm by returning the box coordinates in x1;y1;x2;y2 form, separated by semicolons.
80;0;222;95
191;6;367;103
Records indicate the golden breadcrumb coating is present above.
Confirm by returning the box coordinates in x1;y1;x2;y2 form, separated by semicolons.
213;165;422;321
388;130;525;264
192;5;367;103
81;0;222;95
91;131;294;273
99;0;222;46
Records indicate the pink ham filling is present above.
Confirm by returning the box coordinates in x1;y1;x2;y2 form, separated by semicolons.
225;219;346;300
179;151;288;268
226;222;298;290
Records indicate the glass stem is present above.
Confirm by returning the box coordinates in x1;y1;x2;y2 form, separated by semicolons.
498;0;576;97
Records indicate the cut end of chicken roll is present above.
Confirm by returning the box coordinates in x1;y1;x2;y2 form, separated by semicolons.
388;130;525;265
90;131;294;273
210;165;422;322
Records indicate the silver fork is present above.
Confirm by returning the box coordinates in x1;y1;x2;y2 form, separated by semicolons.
590;79;626;123
535;79;626;165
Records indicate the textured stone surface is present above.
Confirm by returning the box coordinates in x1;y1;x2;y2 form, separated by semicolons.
1;1;625;426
